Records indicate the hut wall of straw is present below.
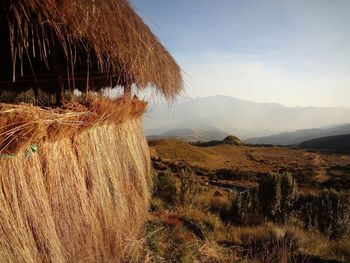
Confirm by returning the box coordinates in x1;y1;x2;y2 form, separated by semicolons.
0;98;151;262
0;0;183;260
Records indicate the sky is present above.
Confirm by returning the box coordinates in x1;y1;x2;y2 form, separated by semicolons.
130;0;350;107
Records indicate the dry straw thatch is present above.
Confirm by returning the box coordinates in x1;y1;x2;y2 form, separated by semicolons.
0;95;147;154
2;0;183;99
0;98;151;262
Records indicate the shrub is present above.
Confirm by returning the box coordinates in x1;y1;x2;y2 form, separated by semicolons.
257;173;282;222
153;171;177;207
317;189;350;240
256;172;298;223
229;192;249;225
296;193;319;230
297;189;350;240
179;167;200;208
280;172;299;223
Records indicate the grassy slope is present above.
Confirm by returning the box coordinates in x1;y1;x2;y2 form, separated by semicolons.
299;133;350;153
146;139;350;262
150;139;350;175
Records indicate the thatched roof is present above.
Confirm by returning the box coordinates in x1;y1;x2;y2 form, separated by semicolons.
1;0;182;99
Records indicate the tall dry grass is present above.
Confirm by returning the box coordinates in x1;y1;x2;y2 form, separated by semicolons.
0;99;151;262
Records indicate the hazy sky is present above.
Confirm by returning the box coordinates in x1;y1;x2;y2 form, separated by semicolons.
130;0;350;107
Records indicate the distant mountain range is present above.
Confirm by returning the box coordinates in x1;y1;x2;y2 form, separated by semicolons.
298;134;350;153
143;95;350;140
245;123;350;145
146;128;228;142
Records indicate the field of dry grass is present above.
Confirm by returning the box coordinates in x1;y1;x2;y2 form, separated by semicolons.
150;139;350;172
146;170;350;263
149;139;350;191
146;138;350;262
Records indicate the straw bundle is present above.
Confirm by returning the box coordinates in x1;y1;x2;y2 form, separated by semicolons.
0;116;151;262
0;95;147;155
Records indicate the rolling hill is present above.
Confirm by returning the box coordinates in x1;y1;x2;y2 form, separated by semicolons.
299;134;350;153
246;123;350;145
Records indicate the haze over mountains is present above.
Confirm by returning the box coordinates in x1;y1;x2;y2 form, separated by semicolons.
143;95;350;142
146;128;229;142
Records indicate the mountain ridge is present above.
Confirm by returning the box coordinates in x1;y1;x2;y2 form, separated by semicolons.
246;123;350;145
146;128;229;142
144;95;350;139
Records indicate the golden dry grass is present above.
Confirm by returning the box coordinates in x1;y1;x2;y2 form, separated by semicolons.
0;98;151;262
149;140;350;262
150;139;350;176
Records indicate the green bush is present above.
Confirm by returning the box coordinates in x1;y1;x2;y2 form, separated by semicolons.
296;193;319;230
152;171;177;207
229;192;249;225
256;172;298;223
297;189;350;240
317;189;350;240
256;173;282;222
